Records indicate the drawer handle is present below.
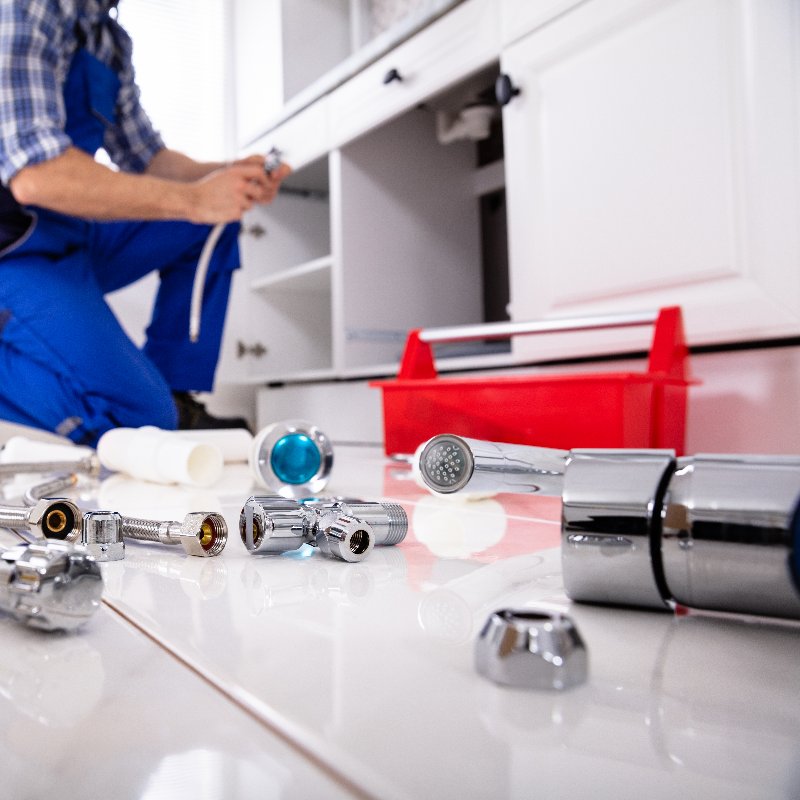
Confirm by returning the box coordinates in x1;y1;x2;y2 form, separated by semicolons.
383;67;403;85
237;340;267;359
495;74;521;106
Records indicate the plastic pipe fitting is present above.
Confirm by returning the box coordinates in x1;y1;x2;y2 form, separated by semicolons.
418;434;800;620
249;420;333;499
0;541;103;631
96;426;223;487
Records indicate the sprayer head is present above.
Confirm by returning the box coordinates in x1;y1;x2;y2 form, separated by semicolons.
418;434;475;493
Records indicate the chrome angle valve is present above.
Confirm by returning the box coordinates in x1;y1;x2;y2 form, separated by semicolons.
0;540;103;631
239;496;408;563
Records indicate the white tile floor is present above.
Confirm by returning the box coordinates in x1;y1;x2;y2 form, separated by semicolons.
1;440;799;799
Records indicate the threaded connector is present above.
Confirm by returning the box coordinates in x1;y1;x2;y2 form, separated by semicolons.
120;512;227;557
299;498;408;546
19;498;83;542
313;512;374;563
81;511;125;562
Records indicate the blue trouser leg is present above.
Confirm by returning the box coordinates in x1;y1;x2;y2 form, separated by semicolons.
89;218;240;391
0;211;240;445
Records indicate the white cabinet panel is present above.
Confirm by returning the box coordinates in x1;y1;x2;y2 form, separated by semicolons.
329;0;500;146
233;0;283;147
503;0;800;359
500;0;586;45
247;97;330;172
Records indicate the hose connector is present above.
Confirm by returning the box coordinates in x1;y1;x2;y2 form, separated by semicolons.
26;498;83;542
120;512;228;557
81;510;125;562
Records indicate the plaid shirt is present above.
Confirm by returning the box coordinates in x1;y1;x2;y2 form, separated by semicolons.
0;0;164;185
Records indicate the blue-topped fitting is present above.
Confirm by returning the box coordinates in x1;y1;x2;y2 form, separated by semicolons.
270;433;322;485
250;419;334;499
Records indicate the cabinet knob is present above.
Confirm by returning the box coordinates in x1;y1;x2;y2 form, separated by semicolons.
242;223;267;239
383;67;403;85
495;74;521;106
237;340;267;359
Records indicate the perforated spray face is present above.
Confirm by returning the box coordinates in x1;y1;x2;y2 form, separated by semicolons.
419;434;474;493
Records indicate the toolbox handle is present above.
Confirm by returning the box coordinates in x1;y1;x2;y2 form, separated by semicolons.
397;307;688;381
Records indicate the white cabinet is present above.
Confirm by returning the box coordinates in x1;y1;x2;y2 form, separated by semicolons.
328;0;500;146
502;0;800;361
227;0;800;394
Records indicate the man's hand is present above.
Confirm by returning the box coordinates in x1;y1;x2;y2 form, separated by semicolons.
187;156;291;224
234;154;292;204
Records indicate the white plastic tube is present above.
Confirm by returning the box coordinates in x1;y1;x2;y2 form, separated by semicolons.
172;428;254;463
96;426;223;487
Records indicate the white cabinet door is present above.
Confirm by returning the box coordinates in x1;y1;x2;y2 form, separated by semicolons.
500;0;586;46
502;0;800;360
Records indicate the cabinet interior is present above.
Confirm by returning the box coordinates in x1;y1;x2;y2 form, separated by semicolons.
241;62;512;382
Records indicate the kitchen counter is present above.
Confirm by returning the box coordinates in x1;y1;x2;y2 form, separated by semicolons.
1;444;798;798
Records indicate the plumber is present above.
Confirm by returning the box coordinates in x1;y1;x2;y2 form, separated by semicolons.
0;0;290;444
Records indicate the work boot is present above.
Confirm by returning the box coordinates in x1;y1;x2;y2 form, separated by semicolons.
172;391;251;432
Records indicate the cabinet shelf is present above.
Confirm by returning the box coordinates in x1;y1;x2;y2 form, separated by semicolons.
250;256;332;294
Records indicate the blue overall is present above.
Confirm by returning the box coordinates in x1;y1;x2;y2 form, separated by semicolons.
0;48;239;445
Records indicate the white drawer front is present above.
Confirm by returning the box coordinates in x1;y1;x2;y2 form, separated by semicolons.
329;0;499;147
246;96;330;171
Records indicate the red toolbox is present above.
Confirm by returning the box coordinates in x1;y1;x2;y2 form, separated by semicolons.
371;307;693;456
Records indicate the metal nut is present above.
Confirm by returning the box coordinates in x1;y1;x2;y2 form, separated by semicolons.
475;609;588;690
314;513;375;563
81;511;125;562
178;512;228;557
27;498;83;542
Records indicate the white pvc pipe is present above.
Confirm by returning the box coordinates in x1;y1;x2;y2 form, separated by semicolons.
96;426;223;487
172;428;254;463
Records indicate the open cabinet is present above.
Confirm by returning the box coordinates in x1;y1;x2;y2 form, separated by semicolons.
234;59;511;384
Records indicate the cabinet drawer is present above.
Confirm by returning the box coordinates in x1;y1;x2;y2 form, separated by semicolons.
247;96;330;171
329;0;499;147
500;0;585;46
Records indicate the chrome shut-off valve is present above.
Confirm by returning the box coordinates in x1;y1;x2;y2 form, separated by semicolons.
419;434;800;621
0;541;103;631
239;496;407;562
